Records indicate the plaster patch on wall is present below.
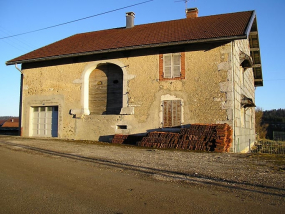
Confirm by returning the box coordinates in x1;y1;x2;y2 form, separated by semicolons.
213;97;223;102
226;92;234;101
219;82;232;92
161;94;182;101
73;79;82;84
227;109;233;120
120;107;134;115
218;62;231;71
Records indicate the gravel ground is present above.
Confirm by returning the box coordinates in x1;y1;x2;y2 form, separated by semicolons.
0;135;284;206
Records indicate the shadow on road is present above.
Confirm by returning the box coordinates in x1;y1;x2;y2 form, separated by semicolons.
1;141;284;198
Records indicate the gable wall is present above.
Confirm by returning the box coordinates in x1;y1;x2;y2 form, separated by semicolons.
232;39;256;152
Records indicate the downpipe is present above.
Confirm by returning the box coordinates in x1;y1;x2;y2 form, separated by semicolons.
231;41;236;153
15;64;23;136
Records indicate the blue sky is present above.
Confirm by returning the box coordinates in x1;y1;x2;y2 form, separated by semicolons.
0;0;284;116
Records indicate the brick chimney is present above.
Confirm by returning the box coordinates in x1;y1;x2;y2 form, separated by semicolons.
186;8;198;18
126;12;135;28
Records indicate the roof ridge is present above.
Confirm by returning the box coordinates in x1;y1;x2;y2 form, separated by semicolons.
6;10;255;65
72;10;255;37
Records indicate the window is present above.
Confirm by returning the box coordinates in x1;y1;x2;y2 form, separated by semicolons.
240;66;244;86
162;100;181;127
159;52;185;80
163;53;181;78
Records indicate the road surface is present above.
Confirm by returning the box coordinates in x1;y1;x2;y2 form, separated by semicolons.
0;143;284;213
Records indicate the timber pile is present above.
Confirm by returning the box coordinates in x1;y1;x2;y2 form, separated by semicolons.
137;124;233;152
214;124;233;152
111;134;128;144
137;132;180;149
111;134;143;145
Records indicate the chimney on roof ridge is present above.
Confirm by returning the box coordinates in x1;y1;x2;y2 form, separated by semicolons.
126;12;135;28
186;8;198;19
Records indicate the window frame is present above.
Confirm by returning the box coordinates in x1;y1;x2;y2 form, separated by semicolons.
159;52;185;81
162;100;182;128
163;53;181;78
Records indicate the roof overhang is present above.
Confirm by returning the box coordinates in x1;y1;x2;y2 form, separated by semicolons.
248;13;263;87
6;35;247;66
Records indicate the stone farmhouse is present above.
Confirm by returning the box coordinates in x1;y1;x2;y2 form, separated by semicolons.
6;8;263;152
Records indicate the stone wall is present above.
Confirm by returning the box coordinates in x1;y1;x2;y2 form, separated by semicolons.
21;42;252;151
232;39;256;152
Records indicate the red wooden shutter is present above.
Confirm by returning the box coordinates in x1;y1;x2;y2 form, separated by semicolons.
172;100;181;127
163;100;181;127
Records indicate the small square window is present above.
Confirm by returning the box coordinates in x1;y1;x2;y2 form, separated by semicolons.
163;53;181;78
117;125;127;129
159;52;185;81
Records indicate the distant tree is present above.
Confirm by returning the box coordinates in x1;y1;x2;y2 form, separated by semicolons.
255;107;268;139
0;116;15;120
263;108;285;123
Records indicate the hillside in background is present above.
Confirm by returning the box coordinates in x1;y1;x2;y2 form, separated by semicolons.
258;108;285;140
0;116;18;120
263;109;285;123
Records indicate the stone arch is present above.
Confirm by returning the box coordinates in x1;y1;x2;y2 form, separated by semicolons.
81;59;132;115
89;63;123;115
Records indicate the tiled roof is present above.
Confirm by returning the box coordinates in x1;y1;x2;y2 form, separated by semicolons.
0;120;6;126
6;10;254;65
1;118;19;128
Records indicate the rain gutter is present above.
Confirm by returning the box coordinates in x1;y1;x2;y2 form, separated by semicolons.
244;10;256;37
15;63;22;73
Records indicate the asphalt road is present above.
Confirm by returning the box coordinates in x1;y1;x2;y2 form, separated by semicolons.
0;143;283;214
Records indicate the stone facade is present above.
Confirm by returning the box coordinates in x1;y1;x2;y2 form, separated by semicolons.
20;40;256;152
232;40;256;152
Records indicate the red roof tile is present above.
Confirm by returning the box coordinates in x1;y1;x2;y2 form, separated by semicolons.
0;120;6;126
6;11;254;65
1;118;19;128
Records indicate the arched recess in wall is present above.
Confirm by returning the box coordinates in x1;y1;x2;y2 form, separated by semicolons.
89;63;123;115
81;59;132;116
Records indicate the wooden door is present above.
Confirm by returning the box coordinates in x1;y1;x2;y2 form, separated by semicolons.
163;100;181;127
89;67;108;114
89;64;123;115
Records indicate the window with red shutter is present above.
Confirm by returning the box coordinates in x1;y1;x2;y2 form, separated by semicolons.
162;100;182;127
163;53;181;78
160;52;185;80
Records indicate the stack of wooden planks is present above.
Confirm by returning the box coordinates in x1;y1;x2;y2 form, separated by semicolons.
137;132;180;149
137;123;233;152
213;124;233;152
111;134;144;145
111;134;129;144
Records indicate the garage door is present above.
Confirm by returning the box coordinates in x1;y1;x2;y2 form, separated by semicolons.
32;106;58;137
